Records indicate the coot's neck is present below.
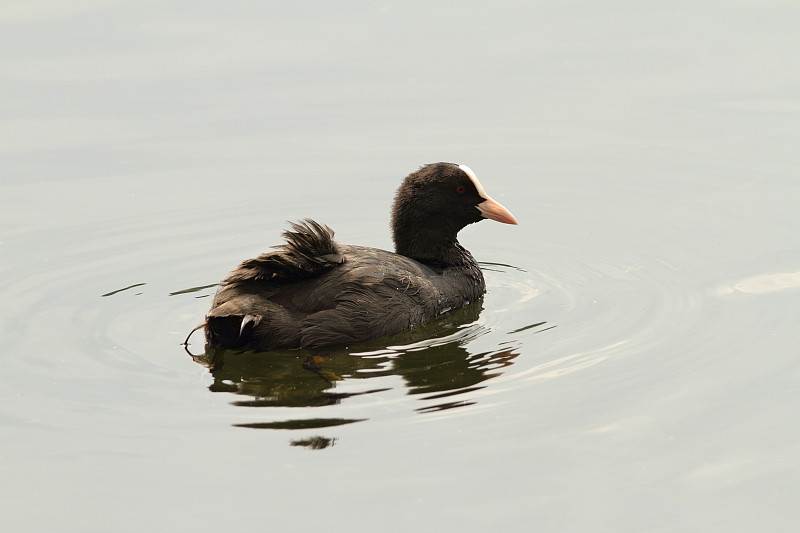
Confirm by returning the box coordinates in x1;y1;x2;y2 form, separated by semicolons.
392;222;475;267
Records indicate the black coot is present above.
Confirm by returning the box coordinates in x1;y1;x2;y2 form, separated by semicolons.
201;162;517;351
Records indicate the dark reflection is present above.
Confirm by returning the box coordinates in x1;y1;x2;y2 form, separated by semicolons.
101;282;146;297
169;283;217;296
393;344;518;397
290;436;336;450
508;321;556;334
479;261;528;273
188;300;534;448
234;418;366;430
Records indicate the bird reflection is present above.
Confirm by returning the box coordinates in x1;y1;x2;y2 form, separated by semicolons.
187;300;522;448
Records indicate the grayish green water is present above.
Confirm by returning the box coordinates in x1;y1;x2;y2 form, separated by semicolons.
2;2;799;531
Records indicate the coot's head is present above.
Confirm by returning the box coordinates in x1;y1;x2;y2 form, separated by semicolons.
391;162;517;262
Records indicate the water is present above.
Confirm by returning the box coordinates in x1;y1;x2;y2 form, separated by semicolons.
2;2;799;531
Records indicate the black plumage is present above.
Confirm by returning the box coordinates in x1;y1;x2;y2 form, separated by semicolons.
202;162;517;351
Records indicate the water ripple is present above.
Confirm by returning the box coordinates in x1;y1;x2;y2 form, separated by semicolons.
1;204;712;442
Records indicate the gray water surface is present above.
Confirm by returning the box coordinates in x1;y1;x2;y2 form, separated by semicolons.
2;2;799;532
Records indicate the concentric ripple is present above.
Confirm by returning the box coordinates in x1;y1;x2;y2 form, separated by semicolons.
1;200;712;439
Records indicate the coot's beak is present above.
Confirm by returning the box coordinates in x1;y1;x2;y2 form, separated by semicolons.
477;197;518;225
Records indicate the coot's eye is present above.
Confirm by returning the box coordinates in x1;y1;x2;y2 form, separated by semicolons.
456;185;466;194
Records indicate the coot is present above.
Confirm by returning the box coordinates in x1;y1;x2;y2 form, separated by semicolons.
201;162;517;351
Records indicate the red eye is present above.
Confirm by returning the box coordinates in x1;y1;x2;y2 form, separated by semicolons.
456;185;465;194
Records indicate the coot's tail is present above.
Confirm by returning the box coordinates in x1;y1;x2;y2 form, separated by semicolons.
202;219;345;350
224;219;344;283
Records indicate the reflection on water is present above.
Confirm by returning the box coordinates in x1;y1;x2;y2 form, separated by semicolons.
101;283;147;297
187;300;536;447
716;271;800;295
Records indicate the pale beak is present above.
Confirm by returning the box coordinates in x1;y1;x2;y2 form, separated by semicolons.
477;197;518;225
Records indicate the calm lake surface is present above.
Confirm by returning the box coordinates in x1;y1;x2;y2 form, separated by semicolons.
2;2;799;531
